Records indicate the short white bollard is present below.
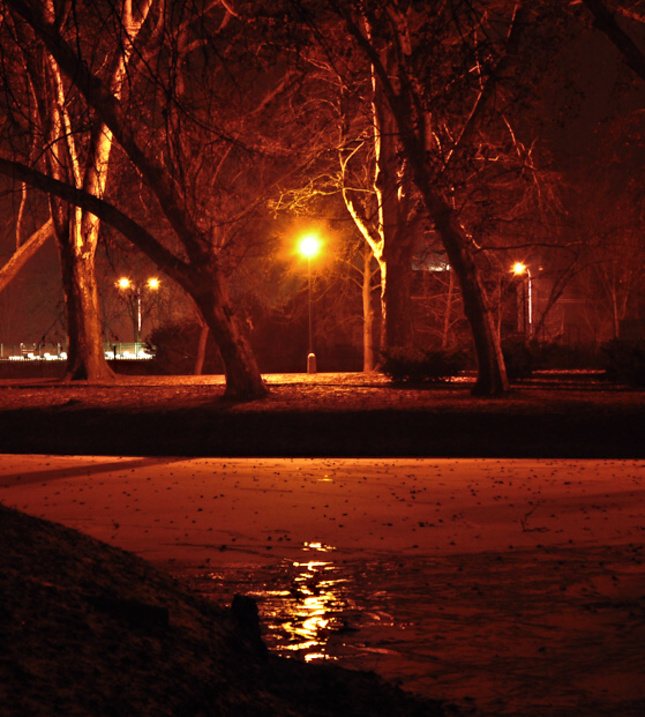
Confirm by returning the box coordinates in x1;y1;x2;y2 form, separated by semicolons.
307;352;317;374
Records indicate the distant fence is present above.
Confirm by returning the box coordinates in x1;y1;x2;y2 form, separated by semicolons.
0;342;157;379
0;343;66;361
0;342;154;361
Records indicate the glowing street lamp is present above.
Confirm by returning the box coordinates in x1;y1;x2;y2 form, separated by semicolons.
116;277;160;352
512;262;533;339
298;233;321;373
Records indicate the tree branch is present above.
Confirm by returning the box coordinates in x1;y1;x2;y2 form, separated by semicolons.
6;0;208;261
442;5;529;176
0;219;53;295
582;0;645;83
0;158;191;286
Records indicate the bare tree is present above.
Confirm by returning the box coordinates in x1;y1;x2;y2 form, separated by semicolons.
1;0;297;397
322;1;537;394
0;1;160;380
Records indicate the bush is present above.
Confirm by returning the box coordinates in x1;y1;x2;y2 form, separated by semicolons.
501;338;535;381
148;322;223;375
380;347;466;384
601;340;645;386
532;341;599;370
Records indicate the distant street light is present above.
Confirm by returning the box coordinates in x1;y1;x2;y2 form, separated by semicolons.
298;233;321;374
512;262;533;338
116;277;160;353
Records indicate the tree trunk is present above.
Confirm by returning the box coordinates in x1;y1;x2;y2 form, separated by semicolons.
381;235;415;349
422;188;508;395
194;321;209;376
52;204;114;382
362;248;375;372
442;268;456;349
372;51;417;353
190;267;266;399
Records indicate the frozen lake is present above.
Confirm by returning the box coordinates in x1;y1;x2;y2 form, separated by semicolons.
2;455;644;715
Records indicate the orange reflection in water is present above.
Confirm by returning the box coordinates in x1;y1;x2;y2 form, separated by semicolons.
187;541;366;664
259;542;351;663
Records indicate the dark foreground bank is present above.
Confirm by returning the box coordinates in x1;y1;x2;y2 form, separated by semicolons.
0;503;445;716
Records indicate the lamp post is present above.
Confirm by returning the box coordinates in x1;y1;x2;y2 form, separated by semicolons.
298;234;321;374
512;262;533;339
117;277;159;355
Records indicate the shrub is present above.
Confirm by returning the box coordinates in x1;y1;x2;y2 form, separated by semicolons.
380;347;466;383
601;340;645;386
501;338;535;381
148;321;223;375
532;341;599;370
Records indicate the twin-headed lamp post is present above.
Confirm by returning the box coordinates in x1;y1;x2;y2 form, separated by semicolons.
298;234;321;374
117;277;159;353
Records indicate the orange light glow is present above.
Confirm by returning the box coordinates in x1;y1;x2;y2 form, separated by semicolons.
117;277;131;289
512;262;527;276
147;278;160;290
299;233;321;259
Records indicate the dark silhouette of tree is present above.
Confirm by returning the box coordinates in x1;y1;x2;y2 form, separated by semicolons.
570;110;645;340
581;0;645;83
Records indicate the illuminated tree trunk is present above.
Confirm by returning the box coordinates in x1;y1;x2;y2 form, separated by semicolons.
381;237;415;350
362;248;375;372
373;74;416;351
51;214;114;381
42;63;114;382
52;202;113;381
43;58;114;383
341;42;418;357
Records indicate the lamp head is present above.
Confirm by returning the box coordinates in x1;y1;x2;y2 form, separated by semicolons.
299;233;321;259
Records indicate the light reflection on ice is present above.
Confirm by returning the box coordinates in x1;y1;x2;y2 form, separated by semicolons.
187;544;397;665
178;544;644;713
261;543;348;662
303;541;335;552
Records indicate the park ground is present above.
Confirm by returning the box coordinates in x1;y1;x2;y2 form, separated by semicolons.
0;370;644;457
0;371;644;715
